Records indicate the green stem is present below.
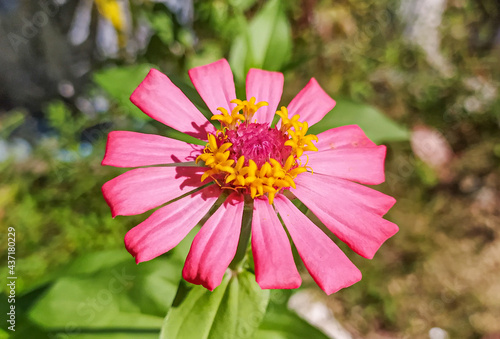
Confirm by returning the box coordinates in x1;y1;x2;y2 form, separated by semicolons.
229;196;253;270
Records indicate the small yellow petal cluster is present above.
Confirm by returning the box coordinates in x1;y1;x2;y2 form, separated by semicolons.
221;154;307;204
231;98;268;123
196;134;234;182
211;97;268;130
277;107;319;157
197;99;318;204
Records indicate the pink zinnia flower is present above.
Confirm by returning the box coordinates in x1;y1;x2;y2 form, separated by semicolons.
102;59;398;294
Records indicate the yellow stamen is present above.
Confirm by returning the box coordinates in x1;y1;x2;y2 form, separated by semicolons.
211;107;245;130
198;99;320;205
231;97;268;122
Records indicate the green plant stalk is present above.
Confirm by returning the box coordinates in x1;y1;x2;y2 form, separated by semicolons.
229;197;253;271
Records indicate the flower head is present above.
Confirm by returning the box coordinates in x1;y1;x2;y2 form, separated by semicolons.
102;59;398;294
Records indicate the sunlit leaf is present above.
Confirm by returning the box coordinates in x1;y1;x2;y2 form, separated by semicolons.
229;0;291;83
309;99;410;143
251;290;329;339
253;311;329;339
28;252;183;332
161;271;269;339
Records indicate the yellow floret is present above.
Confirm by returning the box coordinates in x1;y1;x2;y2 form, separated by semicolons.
211;107;245;130
231;97;268;122
197;99;320;205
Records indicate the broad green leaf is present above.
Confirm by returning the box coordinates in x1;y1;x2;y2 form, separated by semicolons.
253;303;329;339
28;255;182;330
250;290;329;339
29;276;163;329
62;250;131;275
309;99;410;144
229;32;249;82
160;276;230;339
94;64;155;120
259;7;292;72
253;310;330;339
57;333;159;339
248;0;291;70
161;271;269;339
229;0;292;82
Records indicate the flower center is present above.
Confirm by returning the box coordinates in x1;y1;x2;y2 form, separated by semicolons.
226;123;291;167
196;98;318;204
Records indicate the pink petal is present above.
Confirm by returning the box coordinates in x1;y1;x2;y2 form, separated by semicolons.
296;173;396;216
312;125;377;152
125;185;221;263
287;78;336;127
246;68;284;125
274;195;362;295
251;197;301;289
307;145;387;185
102;131;204;168
188;59;237;116
182;193;244;290
293;173;398;259
102;166;209;217
130;69;214;140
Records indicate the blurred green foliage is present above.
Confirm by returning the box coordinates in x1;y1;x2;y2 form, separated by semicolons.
1;0;500;338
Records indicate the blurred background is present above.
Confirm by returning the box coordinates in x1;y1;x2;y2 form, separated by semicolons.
0;0;499;338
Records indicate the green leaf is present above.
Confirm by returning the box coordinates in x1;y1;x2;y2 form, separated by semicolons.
149;12;175;45
46;101;69;128
253;294;330;339
228;32;249;82
29;276;163;329
253;310;330;339
0;110;25;138
248;290;329;339
28;254;183;331
62;250;131;275
53;333;159;339
229;0;292;82
308;99;410;144
94;64;155;120
258;7;292;72
161;271;269;339
229;0;258;11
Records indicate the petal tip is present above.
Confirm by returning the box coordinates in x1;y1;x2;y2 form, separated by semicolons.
130;68;161;104
257;278;301;290
323;268;362;295
101;182;118;218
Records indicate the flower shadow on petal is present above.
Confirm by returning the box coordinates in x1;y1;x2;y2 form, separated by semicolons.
174;166;212;191
170;143;205;163
189;120;216;141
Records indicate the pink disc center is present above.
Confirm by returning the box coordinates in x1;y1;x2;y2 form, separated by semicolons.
226;123;292;167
